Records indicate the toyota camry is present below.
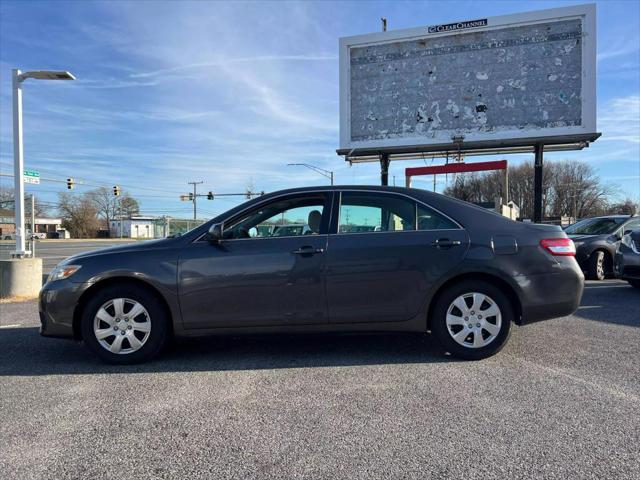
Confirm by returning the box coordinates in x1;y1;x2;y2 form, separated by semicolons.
40;186;584;364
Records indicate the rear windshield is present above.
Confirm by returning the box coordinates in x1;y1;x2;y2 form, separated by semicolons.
564;217;626;235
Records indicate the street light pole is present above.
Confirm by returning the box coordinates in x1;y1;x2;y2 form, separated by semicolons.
287;163;334;185
12;69;26;256
11;69;75;257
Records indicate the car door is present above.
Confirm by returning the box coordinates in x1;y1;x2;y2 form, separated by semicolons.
623;219;640;236
325;191;468;324
178;192;332;329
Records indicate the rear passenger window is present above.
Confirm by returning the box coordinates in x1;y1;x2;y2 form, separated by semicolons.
417;204;458;230
339;192;415;233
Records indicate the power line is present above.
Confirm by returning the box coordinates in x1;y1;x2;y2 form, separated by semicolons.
0;162;186;195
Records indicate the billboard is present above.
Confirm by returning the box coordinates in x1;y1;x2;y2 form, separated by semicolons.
338;4;597;154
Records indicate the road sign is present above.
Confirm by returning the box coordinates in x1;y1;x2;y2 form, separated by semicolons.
23;169;40;184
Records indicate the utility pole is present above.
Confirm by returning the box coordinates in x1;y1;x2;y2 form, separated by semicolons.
188;181;203;220
30;195;35;257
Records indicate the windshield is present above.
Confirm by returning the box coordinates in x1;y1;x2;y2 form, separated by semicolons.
565;217;627;235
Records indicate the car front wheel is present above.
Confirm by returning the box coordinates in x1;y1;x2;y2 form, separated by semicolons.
586;250;607;280
80;284;169;364
431;281;513;360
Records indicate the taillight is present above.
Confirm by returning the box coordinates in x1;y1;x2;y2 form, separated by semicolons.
540;238;576;256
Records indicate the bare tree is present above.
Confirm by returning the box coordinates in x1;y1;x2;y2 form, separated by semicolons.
547;160;615;219
0;188;49;216
120;196;140;217
88;187;140;233
606;198;638;216
57;192;100;238
88;187;118;229
444;159;616;220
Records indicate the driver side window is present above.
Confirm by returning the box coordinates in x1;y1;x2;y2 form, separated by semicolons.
224;194;328;239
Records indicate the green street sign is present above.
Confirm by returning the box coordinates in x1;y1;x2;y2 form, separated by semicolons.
23;169;40;184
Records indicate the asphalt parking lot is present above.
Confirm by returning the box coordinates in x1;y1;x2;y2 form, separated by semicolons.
0;280;638;479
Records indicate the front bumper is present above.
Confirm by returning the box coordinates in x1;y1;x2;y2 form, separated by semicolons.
39;279;85;339
517;259;585;324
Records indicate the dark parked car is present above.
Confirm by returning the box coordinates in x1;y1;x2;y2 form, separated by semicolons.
564;215;640;280
614;229;640;288
40;186;584;364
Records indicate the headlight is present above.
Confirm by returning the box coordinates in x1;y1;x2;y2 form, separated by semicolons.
621;234;639;254
48;265;82;282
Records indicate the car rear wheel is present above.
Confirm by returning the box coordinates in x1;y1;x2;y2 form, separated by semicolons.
80;284;169;364
431;281;513;360
586;250;606;280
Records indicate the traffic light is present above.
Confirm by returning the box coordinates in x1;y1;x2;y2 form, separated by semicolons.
207;191;214;200
188;192;194;201
66;178;74;190
113;185;121;196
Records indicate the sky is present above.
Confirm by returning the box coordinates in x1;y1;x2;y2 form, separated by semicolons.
0;0;639;219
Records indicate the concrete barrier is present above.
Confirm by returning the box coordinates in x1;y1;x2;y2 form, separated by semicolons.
0;258;43;299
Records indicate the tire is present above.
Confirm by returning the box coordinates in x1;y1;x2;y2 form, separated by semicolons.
431;280;513;360
80;284;169;364
586;250;606;280
628;280;640;289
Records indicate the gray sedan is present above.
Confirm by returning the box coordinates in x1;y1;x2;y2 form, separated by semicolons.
40;186;584;364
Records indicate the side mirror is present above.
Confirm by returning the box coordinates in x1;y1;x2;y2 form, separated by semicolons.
208;223;223;244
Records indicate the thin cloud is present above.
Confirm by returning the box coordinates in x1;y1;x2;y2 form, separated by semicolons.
130;54;337;79
598;95;640;144
597;42;639;63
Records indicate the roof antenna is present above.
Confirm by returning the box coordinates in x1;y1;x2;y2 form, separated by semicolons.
381;18;387;32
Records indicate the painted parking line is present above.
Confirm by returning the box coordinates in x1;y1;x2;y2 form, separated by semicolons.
584;284;631;289
0;324;22;328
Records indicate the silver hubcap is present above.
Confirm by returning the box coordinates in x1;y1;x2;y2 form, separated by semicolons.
93;298;151;354
446;292;502;349
597;255;604;277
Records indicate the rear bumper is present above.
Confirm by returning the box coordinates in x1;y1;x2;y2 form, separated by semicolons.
516;260;584;324
39;279;84;339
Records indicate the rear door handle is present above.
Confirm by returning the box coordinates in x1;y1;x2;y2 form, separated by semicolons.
292;246;325;255
431;238;461;249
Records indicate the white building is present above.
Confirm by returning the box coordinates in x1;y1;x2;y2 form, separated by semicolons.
110;216;156;239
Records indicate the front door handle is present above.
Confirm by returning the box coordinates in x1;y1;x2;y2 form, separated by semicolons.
292;246;325;255
431;238;462;249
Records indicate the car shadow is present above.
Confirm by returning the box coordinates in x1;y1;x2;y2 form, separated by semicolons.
576;280;640;328
0;327;455;376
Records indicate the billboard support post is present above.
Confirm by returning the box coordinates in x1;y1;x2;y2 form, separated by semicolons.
534;144;544;223
380;153;390;186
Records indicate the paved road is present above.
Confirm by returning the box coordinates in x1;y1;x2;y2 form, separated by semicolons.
0;280;638;479
0;239;140;273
